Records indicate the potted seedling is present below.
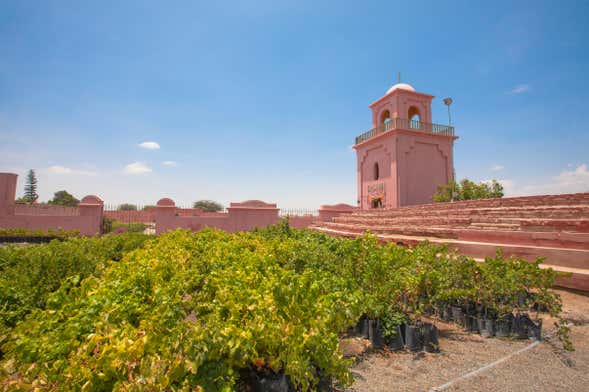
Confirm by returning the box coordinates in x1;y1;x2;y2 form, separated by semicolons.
381;309;406;351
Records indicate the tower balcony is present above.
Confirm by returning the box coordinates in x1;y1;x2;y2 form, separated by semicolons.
355;118;455;145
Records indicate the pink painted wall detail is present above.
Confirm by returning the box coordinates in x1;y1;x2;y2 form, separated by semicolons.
0;173;356;236
0;173;103;235
155;199;357;234
354;83;458;209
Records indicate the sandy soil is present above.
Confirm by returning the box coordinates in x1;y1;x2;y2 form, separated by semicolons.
346;289;589;392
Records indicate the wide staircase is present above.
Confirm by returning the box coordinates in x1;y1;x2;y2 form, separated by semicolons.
311;193;589;291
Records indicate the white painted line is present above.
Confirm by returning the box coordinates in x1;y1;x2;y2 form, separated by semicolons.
429;340;541;391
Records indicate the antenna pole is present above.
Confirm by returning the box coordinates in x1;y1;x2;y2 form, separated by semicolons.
397;72;401;84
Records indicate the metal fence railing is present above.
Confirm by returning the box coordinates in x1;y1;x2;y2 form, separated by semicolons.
279;208;319;217
103;204;318;221
355;117;455;144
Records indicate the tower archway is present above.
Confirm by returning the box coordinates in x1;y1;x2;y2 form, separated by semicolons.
408;106;421;129
381;110;391;131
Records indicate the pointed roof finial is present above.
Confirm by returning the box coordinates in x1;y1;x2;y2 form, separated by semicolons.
397;72;401;84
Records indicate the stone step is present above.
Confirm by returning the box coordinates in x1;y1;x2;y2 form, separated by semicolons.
320;221;459;238
469;222;522;230
519;219;589;233
458;229;589;250
351;205;589;220
334;216;473;226
354;200;589;217
334;215;589;233
391;193;589;210
318;221;589;250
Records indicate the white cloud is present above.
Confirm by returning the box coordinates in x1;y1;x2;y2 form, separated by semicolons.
45;165;97;176
162;160;178;167
510;84;530;94
138;141;160;150
490;164;504;172
502;164;589;196
552;164;589;189
123;162;152;175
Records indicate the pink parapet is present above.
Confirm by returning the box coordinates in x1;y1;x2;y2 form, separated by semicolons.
0;173;103;235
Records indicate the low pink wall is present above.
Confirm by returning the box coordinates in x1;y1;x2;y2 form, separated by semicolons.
0;173;17;216
1;172;354;236
318;203;357;222
155;199;280;235
0;215;101;234
288;215;317;228
105;210;155;222
15;204;78;216
0;173;103;236
156;199;357;234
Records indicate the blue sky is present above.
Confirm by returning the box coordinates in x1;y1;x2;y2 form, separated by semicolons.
1;0;588;208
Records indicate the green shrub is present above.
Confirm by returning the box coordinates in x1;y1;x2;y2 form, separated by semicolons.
434;178;504;202
192;200;224;212
0;224;568;390
47;190;79;207
0;228;79;239
111;220;148;233
0;233;151;330
118;203;138;211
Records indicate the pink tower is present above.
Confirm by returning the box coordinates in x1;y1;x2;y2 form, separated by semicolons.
354;81;458;209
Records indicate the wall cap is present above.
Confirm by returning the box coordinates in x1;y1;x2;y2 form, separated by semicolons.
79;195;103;206
229;200;278;209
320;203;357;212
157;198;176;207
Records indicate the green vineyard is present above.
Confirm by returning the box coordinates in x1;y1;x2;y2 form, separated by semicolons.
0;222;569;391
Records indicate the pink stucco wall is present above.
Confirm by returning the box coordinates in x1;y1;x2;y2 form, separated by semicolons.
15;204;79;216
155;199;281;235
1;173;354;236
287;215;316;228
356;130;455;209
155;199;357;234
103;208;225;223
355;84;457;209
0;173;103;235
318;203;357;222
396;131;454;206
369;87;434;127
0;173;17;216
105;210;155;222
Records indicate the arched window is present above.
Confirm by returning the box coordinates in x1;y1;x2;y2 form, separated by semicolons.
374;162;379;180
381;110;391;131
408;106;421;129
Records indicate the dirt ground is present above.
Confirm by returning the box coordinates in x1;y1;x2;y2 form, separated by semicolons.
345;289;589;392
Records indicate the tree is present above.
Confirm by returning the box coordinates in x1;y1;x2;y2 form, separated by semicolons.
118;203;138;211
433;178;504;202
488;180;505;198
48;190;80;207
23;169;39;204
433;181;457;203
193;200;223;212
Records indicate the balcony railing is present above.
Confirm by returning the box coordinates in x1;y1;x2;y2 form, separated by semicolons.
355;118;455;145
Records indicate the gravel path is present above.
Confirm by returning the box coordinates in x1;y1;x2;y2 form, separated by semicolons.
348;289;589;392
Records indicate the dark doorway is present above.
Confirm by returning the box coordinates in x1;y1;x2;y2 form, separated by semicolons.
371;198;383;208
